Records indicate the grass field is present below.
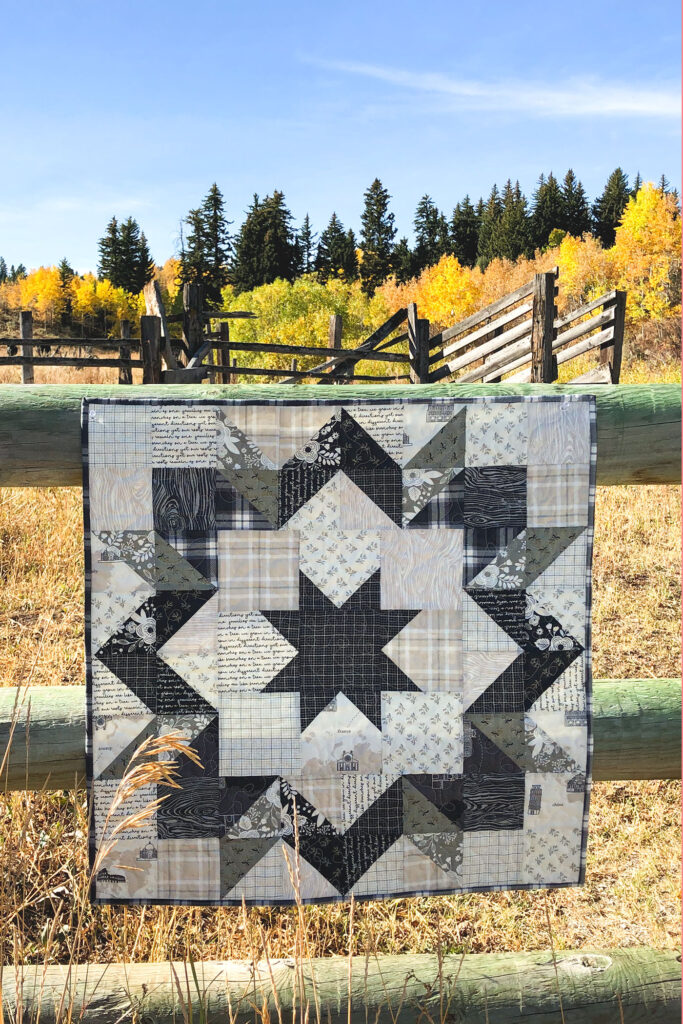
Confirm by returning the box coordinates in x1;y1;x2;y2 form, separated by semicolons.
0;356;679;968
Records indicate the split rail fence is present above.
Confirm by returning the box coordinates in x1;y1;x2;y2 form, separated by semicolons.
1;271;626;387
0;381;680;1023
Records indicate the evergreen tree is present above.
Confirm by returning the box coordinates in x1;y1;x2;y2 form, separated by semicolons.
476;185;503;267
178;184;232;304
392;237;415;284
450;196;480;267
492;180;531;260
200;184;232;305
359;178;397;295
562;169;591;237
10;264;26;282
0;257;7;284
315;214;357;282
531;173;565;249
631;172;643;197
97;217;121;282
232;191;299;293
592;168;630;247
658;174;671;194
57;257;74;288
413;195;449;274
299;214;317;274
98;216;153;292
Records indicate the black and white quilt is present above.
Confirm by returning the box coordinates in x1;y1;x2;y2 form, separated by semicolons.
83;394;596;904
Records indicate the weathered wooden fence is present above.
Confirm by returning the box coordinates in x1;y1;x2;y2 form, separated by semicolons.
1;272;626;387
0;381;679;1022
428;269;626;385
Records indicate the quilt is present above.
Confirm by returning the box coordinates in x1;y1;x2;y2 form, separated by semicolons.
83;394;596;905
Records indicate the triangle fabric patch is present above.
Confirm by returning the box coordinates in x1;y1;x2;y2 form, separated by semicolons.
300;528;380;607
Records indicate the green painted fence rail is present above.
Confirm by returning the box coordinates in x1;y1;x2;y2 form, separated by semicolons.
2;948;680;1024
0;679;679;791
0;382;679;486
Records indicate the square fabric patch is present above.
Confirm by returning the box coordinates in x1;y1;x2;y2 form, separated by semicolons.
83;394;596;905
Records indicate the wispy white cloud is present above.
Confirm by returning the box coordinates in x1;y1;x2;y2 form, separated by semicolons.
312;59;679;118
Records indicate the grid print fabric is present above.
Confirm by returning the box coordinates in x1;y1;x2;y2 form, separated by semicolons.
84;394;595;905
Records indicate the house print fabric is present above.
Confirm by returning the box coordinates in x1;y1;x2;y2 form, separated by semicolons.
83;394;596;905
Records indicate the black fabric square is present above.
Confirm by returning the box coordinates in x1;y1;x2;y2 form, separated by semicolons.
153;468;216;532
407;470;465;529
464;467;526;529
464;526;519;584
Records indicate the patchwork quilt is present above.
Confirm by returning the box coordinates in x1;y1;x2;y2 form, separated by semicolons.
83;394;596;905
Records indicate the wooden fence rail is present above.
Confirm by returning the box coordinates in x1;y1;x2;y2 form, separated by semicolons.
3;948;680;1024
0;382;678;487
1;678;678;791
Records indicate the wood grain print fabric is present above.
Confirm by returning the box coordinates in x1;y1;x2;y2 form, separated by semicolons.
83;394;596;905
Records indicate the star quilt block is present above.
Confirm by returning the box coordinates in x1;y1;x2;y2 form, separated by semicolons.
83;394;596;904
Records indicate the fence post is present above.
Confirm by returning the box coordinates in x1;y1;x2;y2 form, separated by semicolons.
530;272;556;383
140;316;162;384
600;290;626;383
182;283;204;361
328;313;343;351
408;304;429;383
218;321;231;385
19;311;34;384
119;320;133;385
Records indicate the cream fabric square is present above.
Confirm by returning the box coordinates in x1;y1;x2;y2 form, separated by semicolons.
380;529;463;609
218;531;299;610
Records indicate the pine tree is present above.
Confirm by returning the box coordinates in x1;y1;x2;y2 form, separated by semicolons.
392;237;415;284
492;180;531;260
299;214;317;274
592;168;630;247
413;195;449;274
98;216;153;292
531;173;565;250
97;217;121;282
658;174;671;194
476;185;503;267
200;184;232;305
0;257;7;284
562;169;591;237
359;178;397;295
231;191;299;293
450;196;480;267
315;214;357;282
179;208;207;288
631;172;643;197
57;257;74;288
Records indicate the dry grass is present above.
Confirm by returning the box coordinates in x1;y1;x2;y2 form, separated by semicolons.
0;358;679;969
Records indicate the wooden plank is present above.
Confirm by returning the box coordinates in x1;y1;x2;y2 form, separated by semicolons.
182;283;204;360
530;272;556;382
456;333;533;382
217;321;231;384
143;280;177;370
505;327;616;383
0;383;678;487
0;356;144;368
408;303;421;383
1;948;679;1024
556;327;616;366
118;320;132;385
439;301;533;360
555;307;616;350
0;338;141;349
429;280;535;349
208;339;408;362
570;364;613;384
19;310;34;384
140;316;161;384
211;365;410;382
0;679;678;791
555;291;618;330
329;312;343;350
601;290;626;383
280;307;408;383
443;319;532;375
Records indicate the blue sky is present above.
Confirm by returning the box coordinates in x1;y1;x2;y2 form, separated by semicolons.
0;0;679;272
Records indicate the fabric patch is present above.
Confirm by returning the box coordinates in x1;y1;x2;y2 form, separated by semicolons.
84;394;595;906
